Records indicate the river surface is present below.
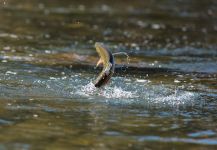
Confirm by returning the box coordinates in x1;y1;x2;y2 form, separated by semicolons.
0;0;217;150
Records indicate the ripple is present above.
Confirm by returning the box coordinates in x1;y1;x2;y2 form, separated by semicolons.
137;135;217;145
0;118;13;125
0;33;18;39
188;130;216;138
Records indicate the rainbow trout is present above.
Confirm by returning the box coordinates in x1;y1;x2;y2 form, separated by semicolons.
94;42;115;88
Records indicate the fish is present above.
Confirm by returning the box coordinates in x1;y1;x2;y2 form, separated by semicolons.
94;42;115;88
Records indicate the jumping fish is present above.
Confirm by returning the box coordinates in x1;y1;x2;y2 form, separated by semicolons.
94;42;115;88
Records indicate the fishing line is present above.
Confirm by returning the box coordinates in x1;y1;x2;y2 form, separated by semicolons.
112;52;130;72
112;52;130;64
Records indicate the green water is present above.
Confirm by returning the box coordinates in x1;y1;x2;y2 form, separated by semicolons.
0;0;217;149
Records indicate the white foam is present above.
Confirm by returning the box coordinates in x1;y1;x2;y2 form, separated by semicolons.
32;75;197;107
76;82;136;99
76;82;96;96
102;86;136;99
151;90;195;106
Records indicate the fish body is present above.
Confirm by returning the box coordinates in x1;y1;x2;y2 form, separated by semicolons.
94;42;115;88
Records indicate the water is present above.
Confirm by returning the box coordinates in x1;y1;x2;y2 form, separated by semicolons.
0;0;217;149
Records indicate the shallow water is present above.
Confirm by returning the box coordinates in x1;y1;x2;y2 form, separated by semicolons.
0;0;217;149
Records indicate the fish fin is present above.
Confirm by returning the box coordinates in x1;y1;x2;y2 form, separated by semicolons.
96;58;103;68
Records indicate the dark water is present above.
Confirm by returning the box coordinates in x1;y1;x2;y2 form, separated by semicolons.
0;0;217;149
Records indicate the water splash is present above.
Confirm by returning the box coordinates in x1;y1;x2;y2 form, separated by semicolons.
112;52;130;65
0;67;198;107
73;77;197;107
151;90;195;106
76;82;136;99
103;86;135;99
75;82;96;96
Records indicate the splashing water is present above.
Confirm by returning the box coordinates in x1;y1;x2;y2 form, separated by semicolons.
76;82;136;99
151;90;196;106
103;86;136;99
75;82;96;97
113;52;130;65
73;77;197;106
0;67;198;107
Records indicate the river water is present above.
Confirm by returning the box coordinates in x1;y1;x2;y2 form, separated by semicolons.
0;0;217;149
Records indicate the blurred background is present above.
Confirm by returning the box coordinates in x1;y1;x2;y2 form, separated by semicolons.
1;0;217;49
